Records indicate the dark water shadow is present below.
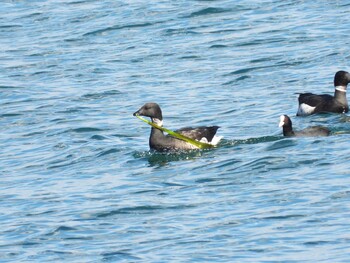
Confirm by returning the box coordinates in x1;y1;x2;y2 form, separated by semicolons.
133;149;206;167
220;135;283;147
131;127;350;166
132;135;283;166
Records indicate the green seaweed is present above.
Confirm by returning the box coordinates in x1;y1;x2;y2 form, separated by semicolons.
135;115;214;149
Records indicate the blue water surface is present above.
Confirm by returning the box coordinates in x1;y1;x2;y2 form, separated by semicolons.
1;1;350;262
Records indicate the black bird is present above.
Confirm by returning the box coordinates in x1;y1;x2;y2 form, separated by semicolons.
133;102;222;152
297;70;350;116
279;115;330;137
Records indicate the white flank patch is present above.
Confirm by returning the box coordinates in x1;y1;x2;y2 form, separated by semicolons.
186;135;222;149
208;135;223;146
297;103;316;116
199;137;208;143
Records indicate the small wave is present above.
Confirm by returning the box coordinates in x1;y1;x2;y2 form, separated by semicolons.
222;76;250;85
303;240;332;246
265;138;296;151
329;190;350;200
20;241;41;247
179;55;201;60
0;85;25;89
53;226;77;232
260;214;306;220
83;22;153;37
338;115;350;123
111;133;135;140
71;127;103;133
53;143;67;150
55;107;88;114
163;28;200;36
225;68;255;76
91;135;107;140
133;149;206;166
45;226;78;236
235;39;268;47
209;28;248;34
97;148;120;157
96;204;195;218
43;250;74;255
0;24;22;29
209;44;228;49
0;113;22;117
102;251;141;261
96;205;164;217
225;65;276;76
66;0;88;5
81;89;121;100
223;136;282;147
187;7;232;17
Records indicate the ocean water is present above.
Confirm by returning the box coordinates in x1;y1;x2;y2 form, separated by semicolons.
1;1;350;262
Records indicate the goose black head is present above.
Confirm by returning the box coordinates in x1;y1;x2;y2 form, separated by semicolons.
334;70;350;87
133;102;163;121
279;114;292;127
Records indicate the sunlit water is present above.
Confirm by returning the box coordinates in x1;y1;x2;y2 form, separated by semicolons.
1;1;350;262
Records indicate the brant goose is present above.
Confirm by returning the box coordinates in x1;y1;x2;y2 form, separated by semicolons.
133;102;222;152
297;70;350;116
279;115;330;137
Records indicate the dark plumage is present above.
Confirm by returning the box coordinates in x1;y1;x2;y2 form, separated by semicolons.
279;115;330;137
133;102;221;152
297;71;350;116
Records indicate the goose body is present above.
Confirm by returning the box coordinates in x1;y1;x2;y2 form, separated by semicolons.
134;103;221;152
279;115;330;137
297;71;350;116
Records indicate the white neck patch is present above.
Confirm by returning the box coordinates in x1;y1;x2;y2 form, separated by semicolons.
335;86;347;92
152;118;163;127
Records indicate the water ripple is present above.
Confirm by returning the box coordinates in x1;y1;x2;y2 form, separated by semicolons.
83;22;155;37
187;7;233;17
2;1;350;262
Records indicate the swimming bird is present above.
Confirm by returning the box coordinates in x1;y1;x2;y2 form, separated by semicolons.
297;70;350;116
279;115;330;137
133;102;222;151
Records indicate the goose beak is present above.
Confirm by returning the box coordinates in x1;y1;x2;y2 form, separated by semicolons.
133;107;142;116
